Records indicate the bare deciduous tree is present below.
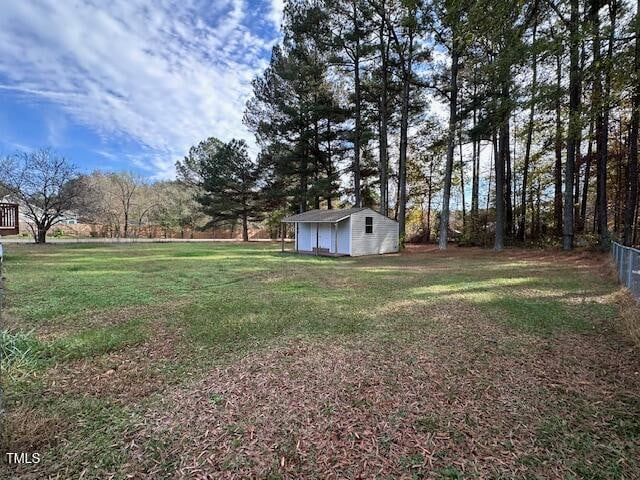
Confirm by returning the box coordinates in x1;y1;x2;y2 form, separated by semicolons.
0;149;78;243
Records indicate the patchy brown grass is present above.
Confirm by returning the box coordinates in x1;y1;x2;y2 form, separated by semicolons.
121;327;640;479
34;300;191;341
1;319;183;461
43;325;180;403
2;406;69;454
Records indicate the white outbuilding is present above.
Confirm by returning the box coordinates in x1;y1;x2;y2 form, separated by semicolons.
281;207;399;256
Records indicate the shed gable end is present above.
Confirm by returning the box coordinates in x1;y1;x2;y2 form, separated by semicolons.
350;209;399;256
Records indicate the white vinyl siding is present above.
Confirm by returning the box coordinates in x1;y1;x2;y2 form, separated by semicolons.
296;223;314;252
349;208;399;256
336;218;350;255
317;223;332;249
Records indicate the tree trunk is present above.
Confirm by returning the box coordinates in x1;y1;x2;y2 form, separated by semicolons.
592;0;618;248
427;161;433;241
536;179;542;238
300;156;308;213
397;33;414;243
495;87;509;252
378;7;389;216
529;176;536;239
471;93;479;216
471;138;479;236
518;22;538;242
624;1;639;245
574;132;583;230
564;0;580;251
459;125;466;229
574;40;587;232
327;119;333;209
505;120;513;237
439;37;458;250
242;212;249;242
314;119;321;210
580;118;594;230
471;75;480;241
486;132;497;235
634;184;640;244
36;224;47;244
616;129;624;232
394;173;400;220
554;54;564;236
599;0;618;245
512;114;518;226
353;0;362;208
593;0;607;249
398;78;409;240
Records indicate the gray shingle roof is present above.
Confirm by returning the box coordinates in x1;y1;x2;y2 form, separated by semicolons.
282;208;368;223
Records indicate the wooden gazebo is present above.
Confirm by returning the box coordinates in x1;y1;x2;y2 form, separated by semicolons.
0;203;19;236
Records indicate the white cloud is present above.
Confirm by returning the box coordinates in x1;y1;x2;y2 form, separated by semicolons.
269;0;285;31
0;0;278;178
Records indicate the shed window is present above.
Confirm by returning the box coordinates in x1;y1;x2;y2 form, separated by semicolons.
365;216;373;234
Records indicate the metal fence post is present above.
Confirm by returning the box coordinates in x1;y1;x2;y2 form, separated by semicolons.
632;251;639;298
627;249;633;290
620;244;625;283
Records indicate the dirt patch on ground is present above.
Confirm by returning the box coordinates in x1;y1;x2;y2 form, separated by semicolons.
122;330;640;479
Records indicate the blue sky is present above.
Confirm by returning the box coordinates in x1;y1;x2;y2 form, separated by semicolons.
0;0;284;179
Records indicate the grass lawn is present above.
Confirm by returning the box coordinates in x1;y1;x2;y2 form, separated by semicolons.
1;242;639;478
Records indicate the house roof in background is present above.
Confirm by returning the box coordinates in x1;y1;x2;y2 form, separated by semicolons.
282;208;368;223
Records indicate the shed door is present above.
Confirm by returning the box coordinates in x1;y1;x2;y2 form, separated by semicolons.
317;224;332;250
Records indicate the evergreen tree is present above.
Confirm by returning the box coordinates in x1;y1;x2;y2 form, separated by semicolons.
245;1;344;213
176;138;263;241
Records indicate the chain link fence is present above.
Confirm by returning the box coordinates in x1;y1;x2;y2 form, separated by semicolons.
611;241;640;300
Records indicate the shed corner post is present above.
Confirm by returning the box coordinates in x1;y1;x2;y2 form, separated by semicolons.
281;222;285;252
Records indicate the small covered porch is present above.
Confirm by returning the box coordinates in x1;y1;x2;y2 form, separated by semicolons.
281;209;352;256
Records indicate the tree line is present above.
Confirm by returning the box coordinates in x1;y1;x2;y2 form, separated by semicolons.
244;0;639;251
0;150;206;242
0;143;264;243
